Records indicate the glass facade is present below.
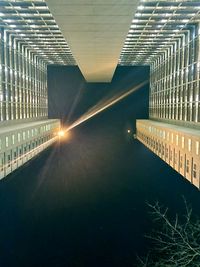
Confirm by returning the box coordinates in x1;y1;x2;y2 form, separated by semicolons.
0;28;48;121
130;2;200;189
0;1;75;179
150;23;200;124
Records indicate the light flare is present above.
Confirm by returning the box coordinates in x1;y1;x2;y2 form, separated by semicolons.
58;130;65;137
65;80;148;133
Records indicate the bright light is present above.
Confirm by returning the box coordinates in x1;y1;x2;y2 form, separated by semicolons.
127;129;131;133
65;81;148;133
58;130;65;137
137;5;144;10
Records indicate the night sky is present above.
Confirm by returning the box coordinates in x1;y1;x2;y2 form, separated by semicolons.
0;66;200;267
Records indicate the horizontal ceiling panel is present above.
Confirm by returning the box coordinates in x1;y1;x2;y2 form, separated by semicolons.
46;0;139;82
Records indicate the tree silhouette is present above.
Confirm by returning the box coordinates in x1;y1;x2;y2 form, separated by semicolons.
138;199;200;267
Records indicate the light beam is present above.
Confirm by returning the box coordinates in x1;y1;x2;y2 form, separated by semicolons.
65;80;148;132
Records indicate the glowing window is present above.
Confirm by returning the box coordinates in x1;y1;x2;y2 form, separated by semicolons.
188;139;192;152
5;136;9;147
182;137;184;149
196;141;199;155
176;135;179;146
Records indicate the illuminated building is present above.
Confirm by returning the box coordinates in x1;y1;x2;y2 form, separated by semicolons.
134;2;200;188
1;0;199;185
0;1;69;179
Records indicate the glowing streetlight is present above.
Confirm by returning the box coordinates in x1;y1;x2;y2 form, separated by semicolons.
58;130;65;137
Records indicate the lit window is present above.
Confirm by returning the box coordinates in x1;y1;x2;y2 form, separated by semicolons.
182;137;184;149
5;137;9;147
196;141;199;155
18;133;21;142
188;139;192;152
176;135;178;146
23;132;26;140
163;131;166;139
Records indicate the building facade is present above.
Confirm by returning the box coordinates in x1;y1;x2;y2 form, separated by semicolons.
0;8;62;179
136;21;200;189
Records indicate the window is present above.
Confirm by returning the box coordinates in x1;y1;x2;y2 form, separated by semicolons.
180;156;183;168
5;137;9;147
188;139;192;152
176;135;179;146
163;131;166;139
23;132;26;140
12;134;15;145
196;141;199;155
18;133;21;142
166;147;168;158
170;150;172;161
7;155;11;167
174;153;177;164
193;163;197;179
186;159;189;173
182;137;184;149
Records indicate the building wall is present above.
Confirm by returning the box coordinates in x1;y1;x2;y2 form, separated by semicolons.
137;120;200;189
136;23;200;189
0;119;60;180
0;28;48;121
0;28;60;179
149;23;200;125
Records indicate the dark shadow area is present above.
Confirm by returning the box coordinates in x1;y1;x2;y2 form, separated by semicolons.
0;66;200;267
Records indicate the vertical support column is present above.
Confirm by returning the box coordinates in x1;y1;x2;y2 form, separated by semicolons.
163;50;167;119
183;31;189;121
0;28;4;121
169;44;173;120
10;35;15;120
15;39;20;120
188;26;195;122
172;42;177;120
180;34;185;121
6;31;11;121
2;29;6;121
17;41;22;119
176;38;181;121
194;23;200;122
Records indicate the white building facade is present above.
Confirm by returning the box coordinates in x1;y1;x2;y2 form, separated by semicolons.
136;20;200;189
0;0;74;179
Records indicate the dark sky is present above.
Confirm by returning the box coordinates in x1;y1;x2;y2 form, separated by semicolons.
0;66;200;267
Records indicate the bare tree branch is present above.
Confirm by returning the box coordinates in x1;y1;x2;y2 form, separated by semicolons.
137;200;200;267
